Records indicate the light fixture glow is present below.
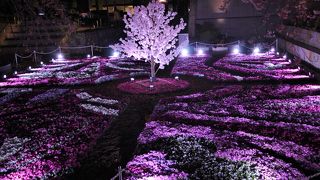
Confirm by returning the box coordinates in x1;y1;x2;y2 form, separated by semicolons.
174;76;179;80
112;51;120;58
181;49;189;57
130;77;135;81
270;47;275;52
253;47;260;54
276;52;280;55
28;66;32;70
57;53;64;60
14;71;17;75
40;61;44;65
197;49;204;56
87;54;91;58
232;48;240;54
150;85;154;88
283;55;287;59
3;75;7;79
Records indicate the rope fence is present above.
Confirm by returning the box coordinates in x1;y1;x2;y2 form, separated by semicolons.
14;39;279;65
14;45;114;65
189;40;240;47
110;166;125;180
189;40;277;51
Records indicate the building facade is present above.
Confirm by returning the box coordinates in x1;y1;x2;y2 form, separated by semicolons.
189;0;278;41
65;0;188;23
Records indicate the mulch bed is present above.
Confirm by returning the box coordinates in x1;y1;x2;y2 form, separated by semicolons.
117;78;190;94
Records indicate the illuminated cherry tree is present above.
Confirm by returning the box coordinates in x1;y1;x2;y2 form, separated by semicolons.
110;0;186;82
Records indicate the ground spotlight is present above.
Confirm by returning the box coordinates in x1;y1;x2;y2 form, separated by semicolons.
28;66;32;70
57;53;64;60
87;54;91;58
232;47;240;55
276;52;280;55
283;55;287;59
130;77;135;81
270;47;275;53
174;76;179;80
181;48;189;57
40;61;44;65
253;47;260;54
3;75;7;79
14;71;18;75
112;51;120;58
197;49;204;56
149;85;154;89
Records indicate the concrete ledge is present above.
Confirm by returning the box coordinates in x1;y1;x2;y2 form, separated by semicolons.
278;26;320;70
279;39;320;69
279;26;320;50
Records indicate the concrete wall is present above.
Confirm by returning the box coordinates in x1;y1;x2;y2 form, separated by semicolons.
280;26;320;50
190;0;278;40
67;28;123;46
278;26;320;70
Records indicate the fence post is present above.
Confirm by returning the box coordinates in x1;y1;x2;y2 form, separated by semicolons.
15;53;18;66
275;39;279;54
91;45;94;57
58;46;62;54
33;51;37;62
118;166;122;180
237;40;240;47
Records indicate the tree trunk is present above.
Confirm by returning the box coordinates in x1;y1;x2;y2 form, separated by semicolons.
150;59;156;82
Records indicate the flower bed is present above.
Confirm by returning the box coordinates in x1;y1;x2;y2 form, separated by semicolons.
125;84;320;179
0;58;150;87
172;54;313;82
0;88;126;179
172;56;236;82
117;78;190;94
